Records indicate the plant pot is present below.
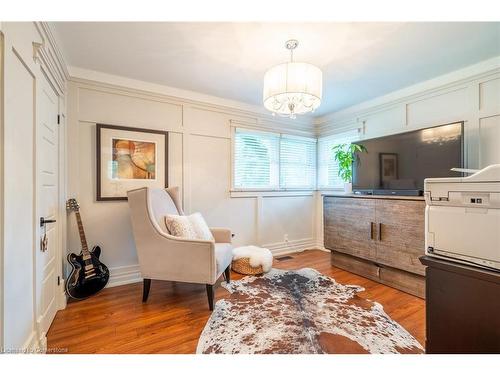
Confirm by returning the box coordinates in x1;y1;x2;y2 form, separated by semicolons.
344;182;353;194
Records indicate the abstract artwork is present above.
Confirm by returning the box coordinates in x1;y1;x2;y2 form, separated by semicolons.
111;139;156;180
96;124;168;201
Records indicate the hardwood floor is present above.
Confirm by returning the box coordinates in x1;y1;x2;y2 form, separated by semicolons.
47;250;425;353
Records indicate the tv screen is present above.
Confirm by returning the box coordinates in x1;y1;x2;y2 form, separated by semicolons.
352;122;463;194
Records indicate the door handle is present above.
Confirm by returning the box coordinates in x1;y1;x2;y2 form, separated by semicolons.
369;222;374;240
40;217;57;227
378;223;382;241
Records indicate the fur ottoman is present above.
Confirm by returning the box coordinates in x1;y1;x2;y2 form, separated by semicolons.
231;246;273;275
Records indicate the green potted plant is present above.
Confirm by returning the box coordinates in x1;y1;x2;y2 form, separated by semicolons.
332;143;367;193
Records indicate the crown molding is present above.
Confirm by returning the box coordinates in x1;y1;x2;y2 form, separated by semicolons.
68;66;315;131
32;22;69;95
315;55;500;130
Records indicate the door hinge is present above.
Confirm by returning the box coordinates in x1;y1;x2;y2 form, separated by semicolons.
57;276;60;286
57;114;60;125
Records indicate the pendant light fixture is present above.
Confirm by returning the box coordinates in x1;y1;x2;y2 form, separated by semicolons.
263;39;322;119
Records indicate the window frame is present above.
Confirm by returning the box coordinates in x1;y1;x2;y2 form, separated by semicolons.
317;128;361;191
231;126;317;194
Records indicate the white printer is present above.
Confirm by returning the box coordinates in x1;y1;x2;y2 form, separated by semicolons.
424;164;500;271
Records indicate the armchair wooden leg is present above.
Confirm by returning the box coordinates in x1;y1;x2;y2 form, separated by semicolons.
206;284;215;311
224;265;231;283
142;278;151;302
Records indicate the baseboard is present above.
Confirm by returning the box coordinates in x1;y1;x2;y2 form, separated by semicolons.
263;238;318;256
106;264;143;288
105;239;321;288
18;330;43;354
57;281;67;310
315;243;329;252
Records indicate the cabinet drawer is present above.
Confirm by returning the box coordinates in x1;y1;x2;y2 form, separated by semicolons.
331;251;425;298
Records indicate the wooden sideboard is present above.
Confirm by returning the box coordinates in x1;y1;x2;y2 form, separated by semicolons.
323;194;426;298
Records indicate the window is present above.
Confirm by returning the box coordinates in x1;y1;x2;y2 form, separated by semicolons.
234;129;279;189
317;129;360;189
233;128;317;190
280;135;317;189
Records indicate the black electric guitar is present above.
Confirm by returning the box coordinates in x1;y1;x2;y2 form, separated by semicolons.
66;198;109;299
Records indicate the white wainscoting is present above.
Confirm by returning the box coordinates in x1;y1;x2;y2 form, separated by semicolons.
66;73;318;290
315;56;500;170
1;21;68;353
105;238;320;288
107;264;143;288
314;56;500;260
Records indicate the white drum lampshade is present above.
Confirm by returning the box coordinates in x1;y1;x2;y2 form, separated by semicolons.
263;40;322;119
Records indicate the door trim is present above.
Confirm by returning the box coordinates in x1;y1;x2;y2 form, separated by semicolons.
35;68;66;350
0;31;5;351
57;109;67;311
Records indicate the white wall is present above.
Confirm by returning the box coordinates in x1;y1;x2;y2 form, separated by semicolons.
66;74;318;287
0;31;4;351
0;22;67;352
316;56;500;169
314;56;500;248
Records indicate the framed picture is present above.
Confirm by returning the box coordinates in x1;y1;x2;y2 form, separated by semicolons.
379;153;398;187
96;123;168;201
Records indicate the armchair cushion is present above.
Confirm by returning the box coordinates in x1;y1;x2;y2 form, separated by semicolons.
165;213;215;241
165;214;198;239
189;213;215;241
215;243;233;275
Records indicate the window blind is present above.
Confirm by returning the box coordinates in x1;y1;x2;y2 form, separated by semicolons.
233;128;317;190
317;129;360;189
280;135;317;189
234;129;280;189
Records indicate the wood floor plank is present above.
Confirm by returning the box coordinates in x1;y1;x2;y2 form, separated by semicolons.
47;249;425;353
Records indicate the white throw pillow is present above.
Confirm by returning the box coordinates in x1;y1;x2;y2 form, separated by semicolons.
165;214;198;240
164;213;214;242
189;212;215;242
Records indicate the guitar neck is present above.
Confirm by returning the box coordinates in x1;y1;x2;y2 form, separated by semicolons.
74;211;90;256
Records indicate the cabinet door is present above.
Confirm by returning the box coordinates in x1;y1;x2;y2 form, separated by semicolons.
324;197;377;261
375;199;426;275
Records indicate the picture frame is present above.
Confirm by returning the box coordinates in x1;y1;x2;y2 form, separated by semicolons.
96;123;168;201
379;153;398;187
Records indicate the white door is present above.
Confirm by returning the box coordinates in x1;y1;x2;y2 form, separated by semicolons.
36;73;60;338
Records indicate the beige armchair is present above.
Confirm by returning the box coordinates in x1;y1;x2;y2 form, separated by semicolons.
127;187;233;310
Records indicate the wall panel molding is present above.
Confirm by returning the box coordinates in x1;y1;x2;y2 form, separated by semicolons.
315;57;500;172
68;70;314;132
315;56;500;132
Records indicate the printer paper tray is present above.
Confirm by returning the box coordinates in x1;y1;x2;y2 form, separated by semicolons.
427;205;500;265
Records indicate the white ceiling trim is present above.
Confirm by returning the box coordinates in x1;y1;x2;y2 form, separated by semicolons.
68;65;314;129
314;55;500;127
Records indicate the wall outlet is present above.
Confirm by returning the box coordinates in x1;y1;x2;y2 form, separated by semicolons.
284;234;289;242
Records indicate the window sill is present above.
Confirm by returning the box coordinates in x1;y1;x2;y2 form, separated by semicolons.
230;190;315;198
318;188;344;193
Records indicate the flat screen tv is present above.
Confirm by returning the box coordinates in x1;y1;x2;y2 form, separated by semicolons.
352;122;464;196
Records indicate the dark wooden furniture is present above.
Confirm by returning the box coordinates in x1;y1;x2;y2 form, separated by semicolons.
420;256;500;353
324;194;426;298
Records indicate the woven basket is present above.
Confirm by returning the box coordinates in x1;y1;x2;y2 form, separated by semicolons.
232;257;264;275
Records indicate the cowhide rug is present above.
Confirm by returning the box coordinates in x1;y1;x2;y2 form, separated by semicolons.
197;268;423;354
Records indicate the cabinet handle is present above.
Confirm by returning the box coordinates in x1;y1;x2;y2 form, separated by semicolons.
378;223;382;241
369;222;374;240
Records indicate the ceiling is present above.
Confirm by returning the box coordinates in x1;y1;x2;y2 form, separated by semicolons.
51;22;500;116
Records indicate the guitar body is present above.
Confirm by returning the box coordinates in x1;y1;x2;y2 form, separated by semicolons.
66;245;109;300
